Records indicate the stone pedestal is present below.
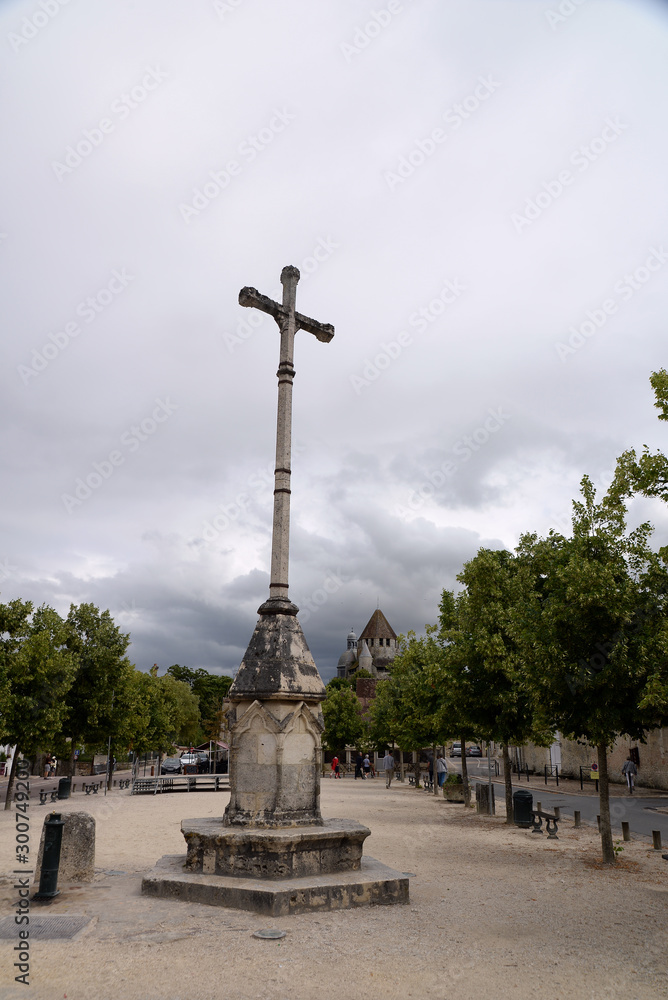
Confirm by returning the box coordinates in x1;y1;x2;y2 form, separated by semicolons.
142;854;409;916
182;817;369;878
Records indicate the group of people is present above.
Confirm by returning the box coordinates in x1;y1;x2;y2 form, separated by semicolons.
330;750;641;794
43;753;57;779
354;752;375;779
330;751;449;789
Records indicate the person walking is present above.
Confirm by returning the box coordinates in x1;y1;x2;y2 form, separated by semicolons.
382;749;395;788
355;752;365;779
43;753;52;780
622;755;638;793
363;754;372;778
436;754;448;788
331;755;341;779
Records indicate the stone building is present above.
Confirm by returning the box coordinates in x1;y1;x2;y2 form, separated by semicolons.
336;609;399;680
514;728;668;791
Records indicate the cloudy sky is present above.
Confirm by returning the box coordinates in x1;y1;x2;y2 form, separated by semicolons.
2;0;668;682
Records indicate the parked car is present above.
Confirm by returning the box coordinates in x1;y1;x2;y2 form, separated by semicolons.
180;753;198;773
160;757;182;775
449;743;462;757
466;745;483;757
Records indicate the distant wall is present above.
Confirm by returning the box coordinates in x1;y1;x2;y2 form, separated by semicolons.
517;728;668;791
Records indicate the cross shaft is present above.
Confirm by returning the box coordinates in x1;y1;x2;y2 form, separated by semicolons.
238;266;334;615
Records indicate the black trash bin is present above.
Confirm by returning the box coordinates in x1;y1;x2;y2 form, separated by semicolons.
513;788;533;828
57;777;71;800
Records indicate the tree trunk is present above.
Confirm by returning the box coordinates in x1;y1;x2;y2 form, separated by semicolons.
4;747;20;811
597;742;615;864
502;744;514;823
399;745;405;783
67;745;76;778
461;735;471;807
412;751;421;788
432;743;438;795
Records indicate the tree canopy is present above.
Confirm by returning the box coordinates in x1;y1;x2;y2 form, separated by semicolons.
510;477;668;861
0;601;77;807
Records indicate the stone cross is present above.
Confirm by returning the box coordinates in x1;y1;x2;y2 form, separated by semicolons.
239;266;334;615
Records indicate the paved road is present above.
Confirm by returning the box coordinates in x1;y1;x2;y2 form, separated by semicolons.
492;782;668;842
446;759;668;843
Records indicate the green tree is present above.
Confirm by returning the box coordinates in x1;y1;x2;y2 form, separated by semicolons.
166;665;232;743
384;631;453;790
117;670;200;758
325;676;355;692
322;685;366;757
160;674;200;747
511;477;668;863
444;549;552;820
611;368;668;710
615;368;668;502
61;604;134;773
0;602;77;808
367;678;399;749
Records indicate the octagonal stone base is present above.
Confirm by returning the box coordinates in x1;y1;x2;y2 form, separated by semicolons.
181;817;370;879
141;854;409;915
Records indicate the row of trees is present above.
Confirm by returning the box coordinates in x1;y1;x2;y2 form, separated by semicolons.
322;370;668;864
0;601;231;808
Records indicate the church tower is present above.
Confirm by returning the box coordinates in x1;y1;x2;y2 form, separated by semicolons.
336;610;399;679
359;609;398;674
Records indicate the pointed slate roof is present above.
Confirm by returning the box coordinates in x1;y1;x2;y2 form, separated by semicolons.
359;609;397;642
357;640;373;671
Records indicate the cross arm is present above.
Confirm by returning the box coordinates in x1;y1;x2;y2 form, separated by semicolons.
239;286;334;343
238;286;282;321
294;312;334;343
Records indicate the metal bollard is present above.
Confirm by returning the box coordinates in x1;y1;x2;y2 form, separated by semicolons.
622;821;630;842
34;814;64;900
652;830;662;851
574;810;581;828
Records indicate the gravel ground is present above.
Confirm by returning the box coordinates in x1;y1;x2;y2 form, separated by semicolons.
0;777;666;1000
